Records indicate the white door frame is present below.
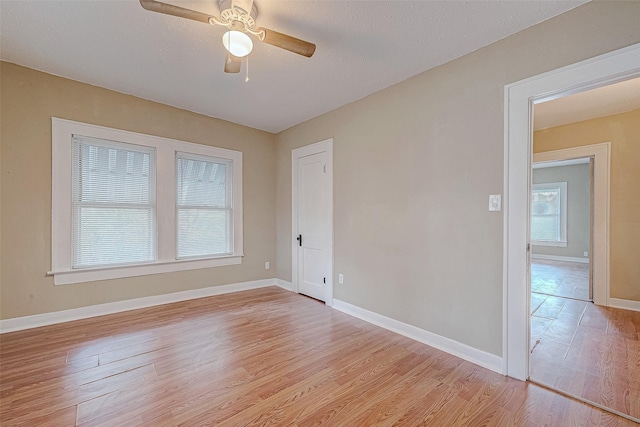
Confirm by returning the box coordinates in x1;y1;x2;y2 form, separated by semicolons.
533;144;610;306
292;139;334;306
503;42;640;380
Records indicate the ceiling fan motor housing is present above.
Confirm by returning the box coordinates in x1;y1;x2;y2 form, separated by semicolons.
214;0;259;39
220;0;257;20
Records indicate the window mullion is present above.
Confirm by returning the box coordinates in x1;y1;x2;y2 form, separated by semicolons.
156;145;176;262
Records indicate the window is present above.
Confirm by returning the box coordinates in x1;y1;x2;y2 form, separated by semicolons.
531;182;567;247
73;136;157;268
51;118;243;285
176;153;232;259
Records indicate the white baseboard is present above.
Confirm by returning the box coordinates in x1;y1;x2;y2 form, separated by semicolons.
609;298;640;312
332;299;503;375
0;279;280;334
275;279;294;292
531;254;589;264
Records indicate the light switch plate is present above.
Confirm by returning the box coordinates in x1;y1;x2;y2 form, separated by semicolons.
489;195;502;211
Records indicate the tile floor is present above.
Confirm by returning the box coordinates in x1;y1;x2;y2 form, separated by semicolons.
531;258;590;301
530;261;640;421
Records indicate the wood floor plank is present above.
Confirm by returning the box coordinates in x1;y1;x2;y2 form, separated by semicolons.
13;405;78;427
2;286;637;426
2;364;157;425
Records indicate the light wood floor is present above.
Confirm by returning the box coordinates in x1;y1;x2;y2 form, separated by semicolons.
1;287;637;426
530;290;640;421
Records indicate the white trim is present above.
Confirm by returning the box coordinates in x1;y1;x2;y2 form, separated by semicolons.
533;144;610;305
275;279;294;292
533;157;590;169
291;139;334;306
609;298;640;313
531;241;567;248
51;118;243;285
504;42;640;380
0;279;277;334
531;254;589;264
502;90;511;376
332;299;503;374
48;256;243;286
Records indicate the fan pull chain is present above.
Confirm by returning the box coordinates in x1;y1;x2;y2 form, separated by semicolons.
245;56;249;82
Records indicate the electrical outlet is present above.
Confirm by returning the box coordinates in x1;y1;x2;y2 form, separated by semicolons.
338;273;344;284
583;252;588;257
265;261;270;270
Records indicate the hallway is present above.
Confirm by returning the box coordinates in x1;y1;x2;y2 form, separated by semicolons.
530;261;640;420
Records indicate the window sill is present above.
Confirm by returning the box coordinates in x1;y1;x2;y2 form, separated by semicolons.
531;240;568;248
49;255;243;285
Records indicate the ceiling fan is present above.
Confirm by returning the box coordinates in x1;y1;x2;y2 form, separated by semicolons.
140;0;316;74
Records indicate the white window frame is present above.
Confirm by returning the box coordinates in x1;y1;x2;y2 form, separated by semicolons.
531;181;567;247
51;118;243;285
72;136;158;268
175;152;233;260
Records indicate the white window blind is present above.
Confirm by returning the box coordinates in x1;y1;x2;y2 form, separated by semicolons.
176;153;232;259
72;136;157;268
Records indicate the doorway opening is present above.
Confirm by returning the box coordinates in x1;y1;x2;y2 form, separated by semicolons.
505;43;640;422
530;157;592;303
526;84;640;420
529;155;594;374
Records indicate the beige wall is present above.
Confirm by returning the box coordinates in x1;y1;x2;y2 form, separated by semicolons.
532;164;590;259
534;109;640;302
0;62;277;320
2;1;639;358
276;2;640;356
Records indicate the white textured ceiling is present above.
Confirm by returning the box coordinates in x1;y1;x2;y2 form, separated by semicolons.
1;0;587;133
534;77;640;130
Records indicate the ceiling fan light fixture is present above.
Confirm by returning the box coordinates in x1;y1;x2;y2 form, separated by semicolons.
140;0;316;75
222;30;253;57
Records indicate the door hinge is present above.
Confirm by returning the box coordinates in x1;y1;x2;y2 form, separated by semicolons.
296;234;302;247
323;164;327;173
323;277;326;284
527;243;530;252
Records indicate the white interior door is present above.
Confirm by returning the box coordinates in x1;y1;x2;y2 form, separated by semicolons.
292;140;333;303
